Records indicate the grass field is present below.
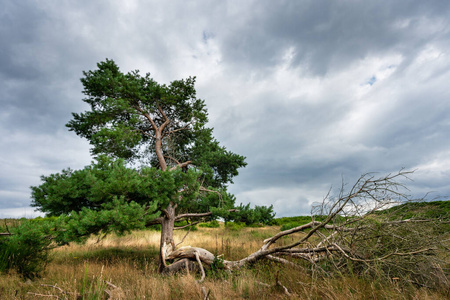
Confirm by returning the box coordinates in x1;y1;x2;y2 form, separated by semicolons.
1;222;448;299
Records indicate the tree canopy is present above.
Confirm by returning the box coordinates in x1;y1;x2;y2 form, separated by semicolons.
30;59;259;273
65;59;246;188
33;59;248;218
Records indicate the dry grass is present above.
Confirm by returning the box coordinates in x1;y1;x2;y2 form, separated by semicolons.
1;225;447;299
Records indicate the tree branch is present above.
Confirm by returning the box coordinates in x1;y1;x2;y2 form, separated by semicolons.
331;242;436;262
165;155;181;165
135;105;158;132
157;104;171;132
174;220;202;230
164;122;193;136
175;209;237;221
169;160;192;171
145;217;163;226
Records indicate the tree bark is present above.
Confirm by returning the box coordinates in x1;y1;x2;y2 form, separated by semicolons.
155;135;168;171
158;202;176;273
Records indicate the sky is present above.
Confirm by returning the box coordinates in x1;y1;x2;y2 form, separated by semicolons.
1;0;450;218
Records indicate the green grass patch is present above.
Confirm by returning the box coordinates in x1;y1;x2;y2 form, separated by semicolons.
374;200;450;220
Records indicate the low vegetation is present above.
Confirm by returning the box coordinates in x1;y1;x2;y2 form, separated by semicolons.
373;200;450;220
1;200;449;299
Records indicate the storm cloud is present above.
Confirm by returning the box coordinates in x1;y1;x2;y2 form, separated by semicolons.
1;0;449;218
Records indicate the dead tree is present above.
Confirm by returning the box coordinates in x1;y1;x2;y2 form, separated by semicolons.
165;171;449;288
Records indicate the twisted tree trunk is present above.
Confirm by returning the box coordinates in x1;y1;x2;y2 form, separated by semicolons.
158;203;176;273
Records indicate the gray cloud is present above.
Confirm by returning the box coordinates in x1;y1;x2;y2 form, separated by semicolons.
217;1;450;76
1;0;449;218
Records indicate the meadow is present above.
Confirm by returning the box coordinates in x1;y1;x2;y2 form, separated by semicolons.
1;221;448;299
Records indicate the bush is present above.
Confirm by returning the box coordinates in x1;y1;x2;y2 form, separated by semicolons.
199;220;220;228
273;216;313;226
181;225;198;231
273;215;346;226
225;222;246;231
280;222;302;231
231;203;275;225
0;219;56;278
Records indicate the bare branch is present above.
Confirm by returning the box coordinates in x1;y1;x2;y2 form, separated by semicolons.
145;217;163;226
26;293;59;299
175;226;195;247
175;209;237;221
165;155;181;165
331;242;436;262
174;220;202;231
165;170;448;290
266;255;306;270
163;121;193;136
169;160;192;171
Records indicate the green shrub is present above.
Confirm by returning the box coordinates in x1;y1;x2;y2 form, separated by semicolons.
199;220;220;228
280;222;302;231
181;225;198;231
274;216;313;226
0;219;56;278
230;203;275;225
225;222;246;231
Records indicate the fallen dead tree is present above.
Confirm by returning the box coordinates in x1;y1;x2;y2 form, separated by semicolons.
162;171;449;289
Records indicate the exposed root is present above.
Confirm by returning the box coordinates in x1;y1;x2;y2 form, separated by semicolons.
195;251;206;283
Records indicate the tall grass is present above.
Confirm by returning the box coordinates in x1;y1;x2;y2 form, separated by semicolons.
0;224;448;299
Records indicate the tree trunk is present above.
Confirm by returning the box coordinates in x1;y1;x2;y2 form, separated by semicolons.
158;202;176;273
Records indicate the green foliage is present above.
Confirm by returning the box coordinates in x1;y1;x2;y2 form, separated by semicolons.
211;255;224;271
225;222;246;231
80;263;108;300
65;59;246;188
31;156;201;216
189;128;247;188
27;59;249;276
206;255;229;279
56;196;159;244
280;222;302;231
31;59;247;243
0;219;56;279
29;216;60;224
173;220;198;231
67;59;205;161
374;200;450;220
230;203;275;225
272;214;346;226
199;220;220;228
272;215;313;226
